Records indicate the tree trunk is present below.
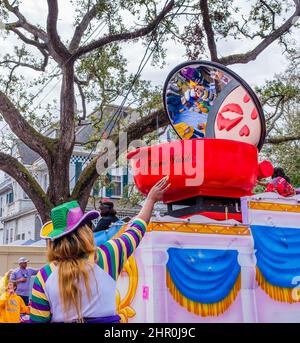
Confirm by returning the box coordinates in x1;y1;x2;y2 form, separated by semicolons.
47;62;75;205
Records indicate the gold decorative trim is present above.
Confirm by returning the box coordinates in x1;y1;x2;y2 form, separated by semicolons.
116;221;250;236
256;268;300;303
116;256;138;323
249;201;300;213
112;229;138;323
166;270;241;317
148;222;250;236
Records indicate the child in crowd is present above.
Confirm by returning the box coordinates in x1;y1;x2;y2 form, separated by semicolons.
0;270;14;296
0;281;29;323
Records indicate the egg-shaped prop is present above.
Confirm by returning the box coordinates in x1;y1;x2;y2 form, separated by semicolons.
163;60;266;150
128;61;271;203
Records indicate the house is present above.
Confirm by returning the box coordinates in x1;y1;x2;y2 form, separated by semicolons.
0;106;141;245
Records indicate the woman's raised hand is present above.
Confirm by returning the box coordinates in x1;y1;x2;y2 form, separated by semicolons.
147;175;171;203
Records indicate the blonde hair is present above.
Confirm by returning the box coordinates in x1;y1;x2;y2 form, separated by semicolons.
47;224;96;321
0;269;14;296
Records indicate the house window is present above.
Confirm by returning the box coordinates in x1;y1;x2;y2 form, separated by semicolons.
75;161;83;183
10;228;14;243
110;175;122;197
43;174;48;191
21;233;25;240
6;191;14;204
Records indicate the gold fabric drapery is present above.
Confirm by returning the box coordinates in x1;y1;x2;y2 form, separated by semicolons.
256;268;300;303
166;270;241;317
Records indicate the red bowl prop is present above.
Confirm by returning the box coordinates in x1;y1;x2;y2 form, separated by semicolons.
127;138;271;203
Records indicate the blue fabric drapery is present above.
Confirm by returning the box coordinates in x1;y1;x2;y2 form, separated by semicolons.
94;221;124;245
167;248;240;303
251;225;300;288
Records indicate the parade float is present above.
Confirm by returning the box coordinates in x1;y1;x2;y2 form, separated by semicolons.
96;61;300;323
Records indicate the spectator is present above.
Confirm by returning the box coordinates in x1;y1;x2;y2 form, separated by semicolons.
94;200;119;232
258;167;296;197
10;257;38;305
0;269;14;296
29;176;170;323
0;281;29;323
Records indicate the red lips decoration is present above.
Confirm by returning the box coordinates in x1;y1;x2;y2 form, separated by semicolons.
217;113;243;131
217;103;244;131
217;97;257;134
239;125;250;137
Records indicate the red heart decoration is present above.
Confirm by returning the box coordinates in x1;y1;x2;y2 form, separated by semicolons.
239;125;250;137
243;94;250;103
251;108;258;120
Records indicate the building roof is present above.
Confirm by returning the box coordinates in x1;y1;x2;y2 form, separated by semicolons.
16;141;40;165
76;125;95;144
29;239;46;247
14;105;133;166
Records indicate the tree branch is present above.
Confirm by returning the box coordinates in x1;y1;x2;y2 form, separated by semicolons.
46;0;71;60
71;0;175;60
219;2;300;65
3;0;47;42
4;24;64;65
266;102;284;136
5;26;48;50
260;0;276;31
0;91;55;159
0;54;49;72
0;152;53;222
75;78;87;120
72;108;168;208
200;0;218;61
74;75;91;86
4;63;18;93
265;135;300;144
69;3;98;52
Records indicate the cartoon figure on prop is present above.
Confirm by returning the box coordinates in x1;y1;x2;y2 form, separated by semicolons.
166;65;219;139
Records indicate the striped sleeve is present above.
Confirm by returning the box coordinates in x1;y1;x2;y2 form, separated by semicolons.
30;264;54;323
96;218;147;280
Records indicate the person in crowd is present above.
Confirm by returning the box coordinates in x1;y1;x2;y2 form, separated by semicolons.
30;176;170;323
0;281;29;323
94;199;119;232
257;167;296;197
0;269;14;296
10;257;38;305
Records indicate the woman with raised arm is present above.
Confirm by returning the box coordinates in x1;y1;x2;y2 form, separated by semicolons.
29;176;170;323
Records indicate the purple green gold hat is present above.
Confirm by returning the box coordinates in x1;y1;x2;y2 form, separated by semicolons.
40;201;100;241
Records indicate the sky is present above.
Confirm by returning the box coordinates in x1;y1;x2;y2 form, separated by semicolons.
0;0;299;129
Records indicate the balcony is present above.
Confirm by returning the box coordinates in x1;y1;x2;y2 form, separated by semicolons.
0;177;13;193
